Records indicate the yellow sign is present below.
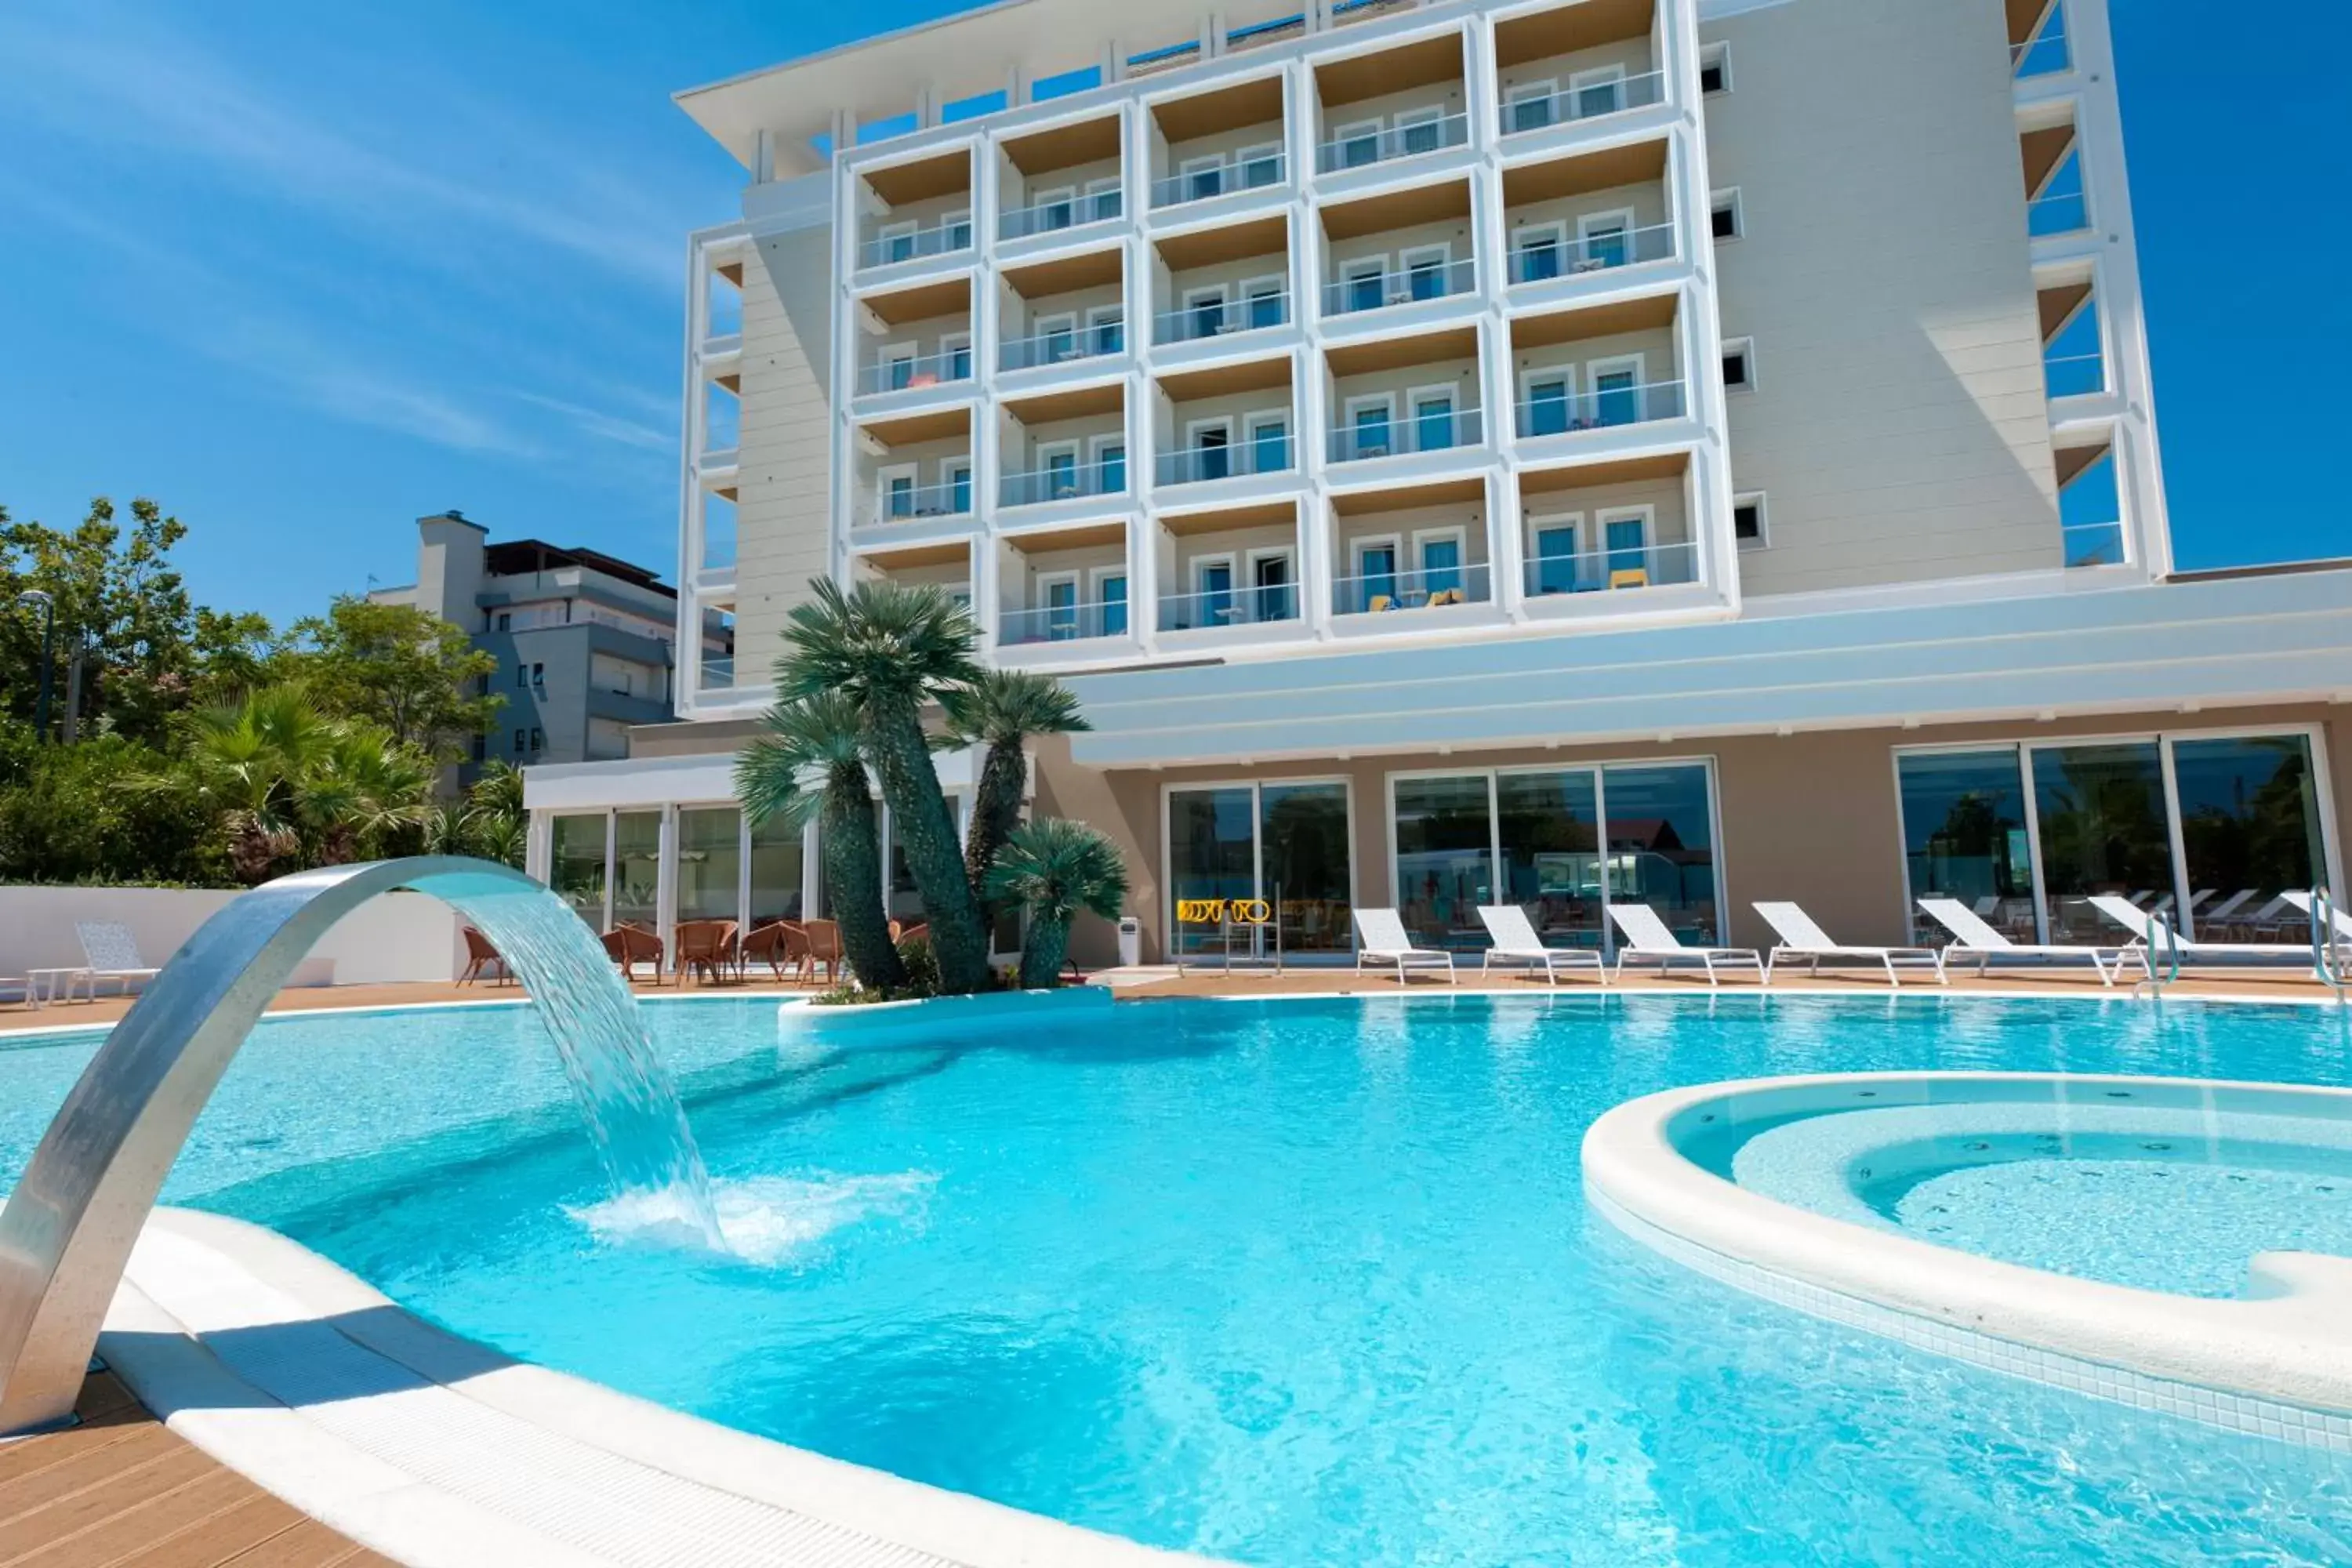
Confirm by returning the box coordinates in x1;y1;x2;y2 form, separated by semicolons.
1178;898;1272;925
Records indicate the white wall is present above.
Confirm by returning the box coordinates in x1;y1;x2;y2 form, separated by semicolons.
0;885;469;993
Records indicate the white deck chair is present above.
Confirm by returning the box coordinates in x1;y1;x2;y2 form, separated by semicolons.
2276;892;2352;953
2085;895;2317;966
1605;903;1767;986
1352;909;1457;985
2199;888;2259;926
1752;902;1946;988
1474;906;1607;985
75;920;162;997
1915;898;2140;986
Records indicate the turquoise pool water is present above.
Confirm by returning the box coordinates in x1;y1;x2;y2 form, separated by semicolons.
6;995;2352;1566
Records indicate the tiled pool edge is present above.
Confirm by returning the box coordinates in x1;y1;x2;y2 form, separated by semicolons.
101;1207;1225;1568
1583;1073;2352;1456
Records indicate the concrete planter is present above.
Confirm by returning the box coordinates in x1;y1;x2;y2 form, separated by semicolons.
776;984;1112;1044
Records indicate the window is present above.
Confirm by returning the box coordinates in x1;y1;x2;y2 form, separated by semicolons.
1088;307;1124;356
1094;437;1127;492
1194;557;1236;625
947;461;973;514
1700;42;1731;95
1570;65;1627;119
1040;575;1080;640
880;343;918;390
1335;118;1382;169
1507;82;1555;132
1251;551;1294;622
1035;185;1075;230
1037;314;1077;363
879;220;918;263
1410;388;1455;453
1733;492;1767;549
1396;107;1444;157
528;727;543;753
1533;520;1581;594
944;209;972;250
1515;224;1564;283
531;662;545;688
941;332;973;379
1247;412;1289;474
1896;750;2037;946
1182;155;1225;201
1402;245;1450;301
1393;775;1495;939
1239;142;1282;188
1417;532;1463;594
1040;443;1080;497
881;466;916;519
1710;190;1743;241
1522;370;1572;436
1191;420;1233;481
1243;277;1285;329
512;728;527;753
1602;514;1648;583
515;665;529;688
1168;781;1352;959
496;612;512;631
1098;572;1129;637
1721;337;1754;390
1085;177;1123;222
1345;259;1386;312
1590;361;1642;426
1348;397;1394;459
1578;211;1632;270
1353;539;1399;610
1186;287;1228;339
2031;741;2175;943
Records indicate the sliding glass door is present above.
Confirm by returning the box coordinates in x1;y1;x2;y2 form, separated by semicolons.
1391;761;1725;951
1168;782;1353;959
1896;730;2336;944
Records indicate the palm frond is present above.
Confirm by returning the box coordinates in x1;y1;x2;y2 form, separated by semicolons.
940;668;1091;748
775;578;982;710
985;816;1130;925
735;691;869;831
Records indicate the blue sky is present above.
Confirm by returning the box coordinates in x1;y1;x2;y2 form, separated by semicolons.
0;0;2342;627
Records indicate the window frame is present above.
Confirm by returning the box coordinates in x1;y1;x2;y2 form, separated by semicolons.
1699;42;1732;96
1710;187;1744;242
1732;490;1768;550
1720;335;1756;392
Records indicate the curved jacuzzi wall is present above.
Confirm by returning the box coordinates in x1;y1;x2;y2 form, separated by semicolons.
1583;1072;2352;1453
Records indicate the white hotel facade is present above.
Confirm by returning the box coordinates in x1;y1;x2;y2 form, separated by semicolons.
524;0;2352;967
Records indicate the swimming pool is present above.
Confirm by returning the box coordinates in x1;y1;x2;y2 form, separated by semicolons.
6;994;2351;1565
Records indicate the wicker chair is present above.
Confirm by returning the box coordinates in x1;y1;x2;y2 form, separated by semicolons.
458;926;510;986
601;924;666;985
800;919;844;986
739;920;801;982
673;919;739;986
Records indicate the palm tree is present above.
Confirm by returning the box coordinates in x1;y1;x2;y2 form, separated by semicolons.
942;668;1091;911
177;685;339;882
735;690;905;991
776;579;989;993
305;722;435;864
985;817;1129;990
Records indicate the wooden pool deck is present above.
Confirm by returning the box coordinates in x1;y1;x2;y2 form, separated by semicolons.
0;1372;388;1568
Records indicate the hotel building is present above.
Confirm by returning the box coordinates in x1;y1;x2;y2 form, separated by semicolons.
524;0;2352;966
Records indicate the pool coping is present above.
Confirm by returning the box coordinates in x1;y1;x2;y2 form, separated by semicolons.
100;1207;1224;1568
1582;1070;2352;1448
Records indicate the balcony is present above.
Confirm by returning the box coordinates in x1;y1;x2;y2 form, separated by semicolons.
1001;597;1133;645
1150;75;1289;212
849;540;975;615
1494;0;1664;141
1320;179;1478;323
1317;112;1469;176
2021;119;2090;241
1334;561;1493;615
1324;255;1474;317
2010;0;2072;79
1153;356;1296;492
1151;215;1294;357
997;246;1127;378
1312;32;1471;183
1330;477;1495;622
1499;68;1663;137
855;149;975;274
1157;288;1290;345
852;276;972;401
872;473;975;528
1502;136;1677;297
1509;292;1691;450
1160;579;1299;632
1517;451;1701;611
1513;377;1682;437
854;406;974;539
1000;319;1124;373
997;113;1126;245
1159;425;1294;485
859;344;974;397
1329;405;1483;464
1001;456;1128;509
995;523;1132;651
1155;500;1305;639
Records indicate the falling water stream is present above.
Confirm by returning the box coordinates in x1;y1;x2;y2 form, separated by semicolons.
430;875;724;1244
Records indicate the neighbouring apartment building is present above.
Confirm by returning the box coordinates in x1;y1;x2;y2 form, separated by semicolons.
371;512;730;776
522;0;2352;967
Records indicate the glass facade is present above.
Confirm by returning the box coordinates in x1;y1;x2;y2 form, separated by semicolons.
1895;750;2038;944
1896;731;2336;946
1168;786;1261;960
2031;742;2174;942
549;814;608;927
748;812;808;927
1261;782;1352;953
1600;764;1719;943
674;807;742;926
1497;770;1603;949
611;811;662;931
1167;782;1353;959
1393;775;1496;948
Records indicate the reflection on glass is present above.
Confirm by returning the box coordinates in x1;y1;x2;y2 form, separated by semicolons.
1897;750;2037;943
675;808;741;926
611;811;662;933
2172;735;2325;942
1261;782;1351;953
1394;775;1494;947
885;811;925;924
748;814;806;927
2031;742;2174;942
549;814;607;927
1169;786;1256;960
1601;764;1719;943
1497;770;1603;950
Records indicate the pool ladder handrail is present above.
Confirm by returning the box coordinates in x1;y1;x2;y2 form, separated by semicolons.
2134;908;2182;998
2313;886;2348;1003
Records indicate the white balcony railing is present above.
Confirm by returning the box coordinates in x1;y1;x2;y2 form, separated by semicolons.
872;476;975;526
1327;407;1483;463
1508;221;1675;283
2063;519;2126;568
1000;457;1130;508
1000;322;1124;372
1156;434;1294;485
858;216;974;270
1000;597;1132;645
1514;379;1686;437
699;655;736;691
1159;581;1301;632
2011;6;2072;77
1322;256;1475;317
1000;187;1123;241
1523;539;1698;597
1155;290;1290;345
1498;69;1665;136
2044;350;2105;400
858;347;974;396
1152;149;1287;209
1332;562;1492;615
2028;188;2089;238
1315;111;1470;174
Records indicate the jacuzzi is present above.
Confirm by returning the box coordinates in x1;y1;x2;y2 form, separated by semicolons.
1583;1072;2352;1451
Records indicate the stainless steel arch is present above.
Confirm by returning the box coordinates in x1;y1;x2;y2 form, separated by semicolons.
0;857;554;1435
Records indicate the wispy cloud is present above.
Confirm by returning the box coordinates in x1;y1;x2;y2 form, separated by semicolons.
509;390;675;454
0;5;688;293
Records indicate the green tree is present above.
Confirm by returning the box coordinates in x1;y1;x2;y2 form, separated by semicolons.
273;597;501;764
735;691;905;991
985;817;1129;990
423;760;528;867
942;668;1090;912
0;497;207;743
775;580;989;993
0;725;224;885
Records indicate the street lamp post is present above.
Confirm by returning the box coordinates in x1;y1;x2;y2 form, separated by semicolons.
16;590;54;742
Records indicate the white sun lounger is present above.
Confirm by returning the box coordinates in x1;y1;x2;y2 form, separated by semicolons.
1474;906;1607;985
1752;902;1946;987
1914;898;2142;985
2086;895;2318;967
75;920;162;998
1605;903;1767;986
2276;891;2352;950
1353;908;1457;985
